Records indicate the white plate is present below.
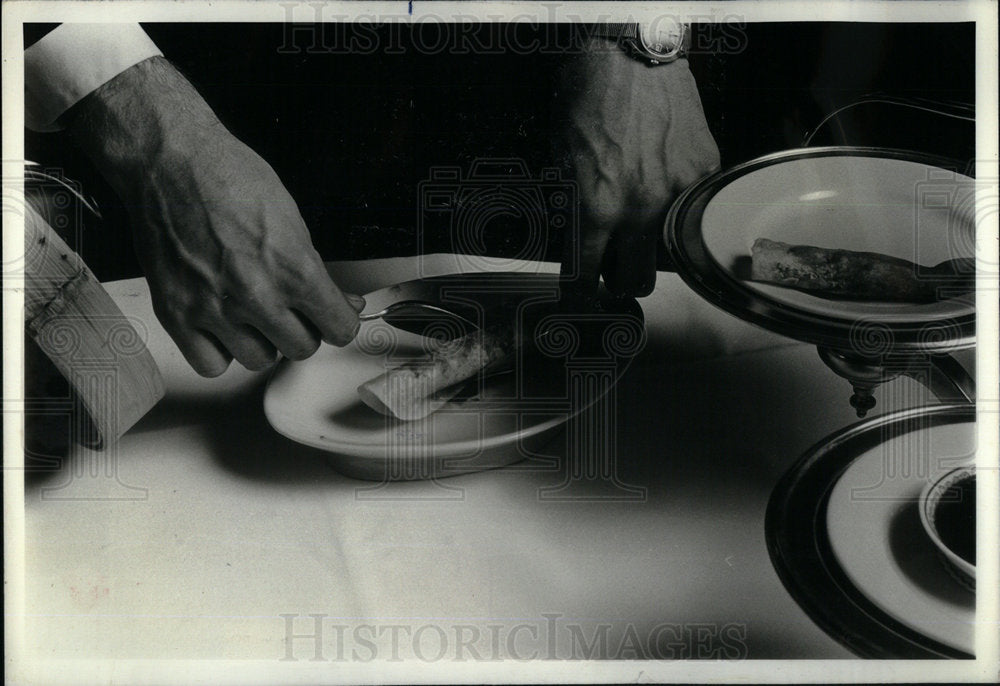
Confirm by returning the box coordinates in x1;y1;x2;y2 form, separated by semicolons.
264;273;640;481
825;420;975;653
702;155;975;320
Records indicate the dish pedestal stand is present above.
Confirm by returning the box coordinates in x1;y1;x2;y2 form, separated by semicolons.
817;347;976;417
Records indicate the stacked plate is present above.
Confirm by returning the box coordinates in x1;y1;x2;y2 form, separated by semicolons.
766;404;975;658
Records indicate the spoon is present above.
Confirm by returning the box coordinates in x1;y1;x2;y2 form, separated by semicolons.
358;300;479;328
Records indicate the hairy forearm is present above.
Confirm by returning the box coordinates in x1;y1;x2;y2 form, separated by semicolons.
64;56;226;197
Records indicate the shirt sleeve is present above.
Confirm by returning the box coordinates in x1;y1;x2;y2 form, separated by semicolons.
24;24;163;132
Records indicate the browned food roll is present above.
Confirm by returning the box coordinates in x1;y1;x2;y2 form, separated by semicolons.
750;238;967;303
357;318;518;421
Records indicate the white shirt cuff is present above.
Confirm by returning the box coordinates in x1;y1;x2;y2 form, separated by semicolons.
25;24;163;132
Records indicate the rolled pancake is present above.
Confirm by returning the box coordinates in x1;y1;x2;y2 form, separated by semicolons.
750;238;945;302
358;318;517;421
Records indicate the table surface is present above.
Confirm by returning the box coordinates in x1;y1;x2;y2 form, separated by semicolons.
25;254;975;664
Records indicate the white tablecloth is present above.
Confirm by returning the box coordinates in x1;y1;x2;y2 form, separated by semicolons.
30;255;972;673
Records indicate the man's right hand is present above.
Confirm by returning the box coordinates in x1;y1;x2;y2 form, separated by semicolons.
68;57;363;377
557;40;720;300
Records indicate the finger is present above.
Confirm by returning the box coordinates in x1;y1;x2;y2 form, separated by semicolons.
560;137;617;302
213;322;278;371
562;212;614;303
344;293;366;312
604;205;661;297
293;271;361;347
169;326;233;378
254;309;322;362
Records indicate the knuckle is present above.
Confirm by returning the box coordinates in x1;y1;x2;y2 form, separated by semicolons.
288;273;325;304
296;255;328;281
671;164;708;196
583;193;626;228
151;293;189;327
587;204;622;229
155;296;218;333
241;282;276;309
691;151;721;181
679;142;721;185
634;183;667;211
702;144;722;173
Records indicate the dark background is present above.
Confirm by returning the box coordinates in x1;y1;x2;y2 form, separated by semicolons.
25;22;976;282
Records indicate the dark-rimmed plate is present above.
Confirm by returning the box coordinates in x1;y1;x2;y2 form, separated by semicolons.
765;403;975;658
666;147;976;353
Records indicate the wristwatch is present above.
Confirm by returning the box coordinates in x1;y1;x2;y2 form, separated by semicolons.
591;21;688;65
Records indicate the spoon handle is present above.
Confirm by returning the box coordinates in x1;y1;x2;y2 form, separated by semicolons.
358;300;479;327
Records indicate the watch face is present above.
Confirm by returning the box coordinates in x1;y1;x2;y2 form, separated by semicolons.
638;22;685;60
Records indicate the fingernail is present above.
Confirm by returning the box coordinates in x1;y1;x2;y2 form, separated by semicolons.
346;293;366;311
